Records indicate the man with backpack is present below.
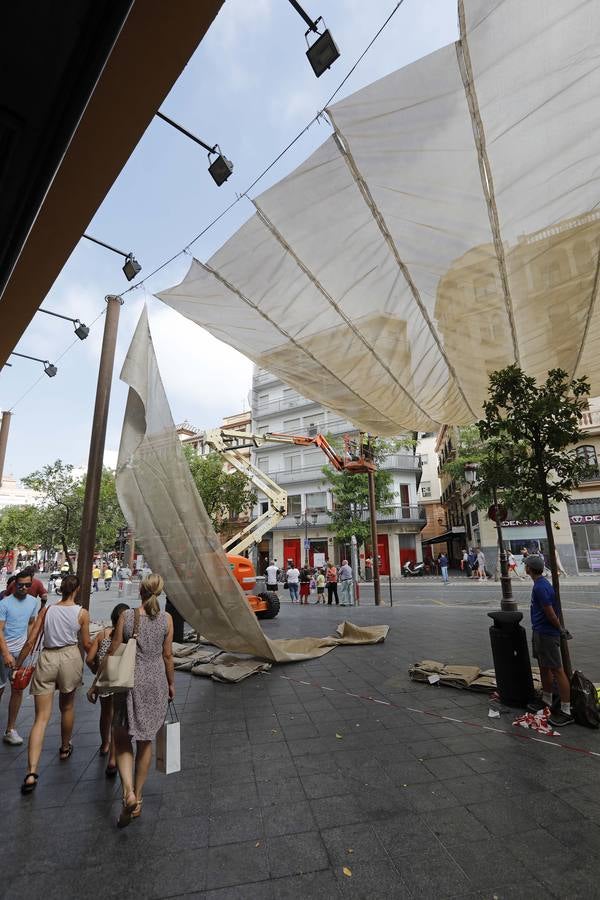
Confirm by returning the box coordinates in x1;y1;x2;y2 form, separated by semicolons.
525;555;573;726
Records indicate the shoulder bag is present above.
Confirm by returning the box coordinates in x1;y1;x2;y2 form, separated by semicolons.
94;607;140;693
11;608;47;691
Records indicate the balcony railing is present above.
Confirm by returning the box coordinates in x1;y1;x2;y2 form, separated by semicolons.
380;454;422;472
581;409;600;429
579;467;600;483
272;504;427;529
253;394;317;417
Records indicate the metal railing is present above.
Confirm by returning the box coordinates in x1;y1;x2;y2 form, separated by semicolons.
271;504;427;529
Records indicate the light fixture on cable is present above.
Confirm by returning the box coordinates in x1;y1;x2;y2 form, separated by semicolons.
10;352;58;377
38;308;90;340
156;111;234;187
287;0;340;77
82;234;142;282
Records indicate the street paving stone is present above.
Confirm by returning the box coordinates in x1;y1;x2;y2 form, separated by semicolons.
2;592;600;898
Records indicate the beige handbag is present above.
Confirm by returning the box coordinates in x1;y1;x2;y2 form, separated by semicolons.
94;607;140;693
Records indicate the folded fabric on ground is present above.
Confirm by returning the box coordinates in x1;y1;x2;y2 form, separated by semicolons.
409;660;543;693
116;309;389;673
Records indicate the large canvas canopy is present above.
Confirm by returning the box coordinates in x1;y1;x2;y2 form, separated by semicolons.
158;0;600;434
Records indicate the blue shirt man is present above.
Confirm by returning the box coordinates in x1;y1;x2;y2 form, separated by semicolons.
526;555;572;727
0;571;39;745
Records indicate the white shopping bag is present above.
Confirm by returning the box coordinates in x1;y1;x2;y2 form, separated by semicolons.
156;701;181;774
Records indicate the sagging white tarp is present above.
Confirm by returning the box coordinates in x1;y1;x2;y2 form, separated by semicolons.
115;307;388;666
157;0;600;433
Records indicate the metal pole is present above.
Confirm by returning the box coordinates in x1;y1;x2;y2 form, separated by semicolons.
287;0;319;32
304;512;309;567
155;112;217;154
350;534;359;605
0;411;12;487
128;530;135;571
76;295;123;609
388;571;393;607
493;488;517;612
367;469;381;605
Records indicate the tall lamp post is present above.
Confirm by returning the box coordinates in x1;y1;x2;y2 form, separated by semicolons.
296;510;318;566
464;464;533;706
464;464;516;612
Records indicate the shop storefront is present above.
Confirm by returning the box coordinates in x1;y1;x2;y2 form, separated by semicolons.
568;498;600;572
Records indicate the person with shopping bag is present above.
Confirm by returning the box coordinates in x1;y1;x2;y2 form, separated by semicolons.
15;574;91;794
90;572;175;828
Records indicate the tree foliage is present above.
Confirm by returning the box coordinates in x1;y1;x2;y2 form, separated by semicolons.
321;435;398;549
0;504;42;553
477;365;590;665
19;461;125;568
183;446;257;533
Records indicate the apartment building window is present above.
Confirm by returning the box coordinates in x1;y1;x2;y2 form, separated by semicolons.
303;413;324;436
421;481;432;498
288;495;301;516
576;445;599;474
282;388;296;408
260;501;269;514
283;417;300;433
420;453;428;465
284;453;301;471
258;393;269;406
257;456;269;473
306;491;328;512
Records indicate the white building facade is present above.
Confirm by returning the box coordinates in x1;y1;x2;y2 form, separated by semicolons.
251;367;426;579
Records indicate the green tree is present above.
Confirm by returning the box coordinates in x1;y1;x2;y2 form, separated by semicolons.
73;468;126;552
183;446;257;532
478;365;591;671
0;504;41;554
22;461;82;569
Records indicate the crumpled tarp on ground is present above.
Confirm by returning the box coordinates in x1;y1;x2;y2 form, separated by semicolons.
116;308;389;675
409;659;543;693
172;622;390;683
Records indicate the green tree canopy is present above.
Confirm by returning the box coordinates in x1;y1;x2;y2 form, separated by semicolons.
183;446;257;533
0;504;43;553
477;365;590;672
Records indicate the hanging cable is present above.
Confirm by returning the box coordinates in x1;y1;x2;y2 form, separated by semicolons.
5;1;405;413
119;0;405;297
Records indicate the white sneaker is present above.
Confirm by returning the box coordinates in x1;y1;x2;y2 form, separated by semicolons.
3;729;23;746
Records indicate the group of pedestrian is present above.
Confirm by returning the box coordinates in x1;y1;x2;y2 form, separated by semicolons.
265;558;356;605
0;567;175;827
92;563;114;592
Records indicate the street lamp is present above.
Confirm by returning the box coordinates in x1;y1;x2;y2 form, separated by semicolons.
155;111;234;186
10;352;57;377
295;509;318;566
82;234;142;281
464;463;516;612
287;1;340;77
39;308;89;340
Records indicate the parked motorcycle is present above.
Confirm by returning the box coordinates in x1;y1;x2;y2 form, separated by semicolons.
403;560;425;577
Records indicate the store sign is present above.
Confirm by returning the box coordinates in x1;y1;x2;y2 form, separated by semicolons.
500;519;544;527
570;514;600;524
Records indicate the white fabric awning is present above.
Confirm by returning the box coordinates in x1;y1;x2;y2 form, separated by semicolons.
158;0;600;434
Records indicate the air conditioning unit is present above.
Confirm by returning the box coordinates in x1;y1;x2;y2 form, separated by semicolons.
307;426;317;436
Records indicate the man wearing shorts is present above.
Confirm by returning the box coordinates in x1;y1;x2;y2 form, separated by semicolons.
526;555;573;726
0;571;39;745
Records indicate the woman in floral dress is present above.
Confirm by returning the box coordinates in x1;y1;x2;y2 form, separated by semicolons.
98;573;175;827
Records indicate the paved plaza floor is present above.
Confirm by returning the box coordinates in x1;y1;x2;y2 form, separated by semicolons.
2;586;600;899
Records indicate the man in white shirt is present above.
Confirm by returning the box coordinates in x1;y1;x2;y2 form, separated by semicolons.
265;561;279;592
338;559;354;606
285;561;300;603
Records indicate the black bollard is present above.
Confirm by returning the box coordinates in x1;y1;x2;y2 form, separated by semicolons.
488;610;535;708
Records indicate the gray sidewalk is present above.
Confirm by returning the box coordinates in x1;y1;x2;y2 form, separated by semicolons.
2;599;600;899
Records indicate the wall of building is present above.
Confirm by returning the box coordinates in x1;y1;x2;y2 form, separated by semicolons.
251;367;425;579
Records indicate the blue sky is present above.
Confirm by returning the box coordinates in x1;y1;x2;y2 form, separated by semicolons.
2;0;458;479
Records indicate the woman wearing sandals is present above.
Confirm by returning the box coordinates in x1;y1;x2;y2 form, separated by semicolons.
93;572;175;828
17;574;91;794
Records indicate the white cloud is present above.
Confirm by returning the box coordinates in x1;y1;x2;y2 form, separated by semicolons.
147;302;253;429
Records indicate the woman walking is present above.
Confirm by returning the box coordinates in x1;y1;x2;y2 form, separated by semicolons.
94;573;174;828
86;602;129;777
17;574;91;794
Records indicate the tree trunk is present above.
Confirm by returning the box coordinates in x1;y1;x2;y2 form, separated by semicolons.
61;537;72;573
535;451;572;676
